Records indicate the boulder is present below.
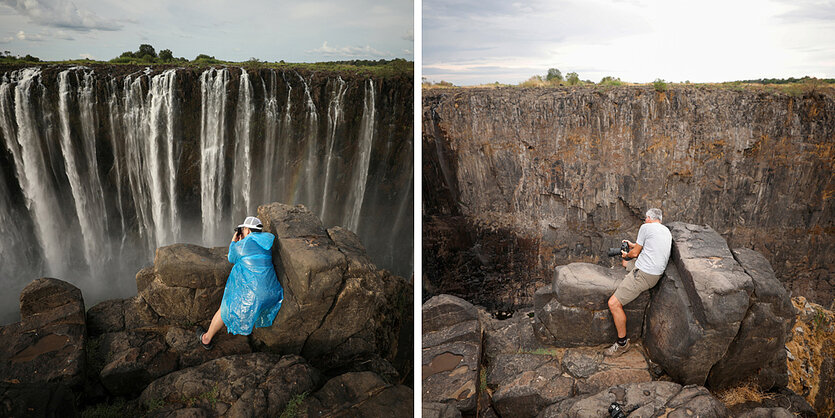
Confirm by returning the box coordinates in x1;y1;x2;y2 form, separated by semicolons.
295;371;413;417
422;294;481;412
480;307;555;363
251;203;410;378
139;353;320;416
93;331;178;396
0;381;77;417
643;222;754;386
540;381;730;418
138;244;230;324
706;248;796;390
571;346;652;395
736;407;796;418
534;263;649;347
423;402;463;418
0;278;86;388
487;353;573;418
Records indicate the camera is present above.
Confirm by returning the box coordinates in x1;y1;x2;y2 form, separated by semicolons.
608;402;627;418
234;227;243;239
607;240;633;261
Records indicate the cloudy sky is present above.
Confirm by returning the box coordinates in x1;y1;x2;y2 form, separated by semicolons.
424;0;835;85
0;0;413;62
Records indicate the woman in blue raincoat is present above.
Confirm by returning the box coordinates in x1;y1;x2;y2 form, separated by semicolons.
198;216;283;349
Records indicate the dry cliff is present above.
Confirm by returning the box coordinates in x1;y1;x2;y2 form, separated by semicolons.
423;86;834;309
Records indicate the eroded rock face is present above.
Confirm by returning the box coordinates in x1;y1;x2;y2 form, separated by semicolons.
534;263;649;347
139;353;321;416
251;203;410;378
0;278;86;388
423;87;834;309
422;294;482;412
487;353;573;418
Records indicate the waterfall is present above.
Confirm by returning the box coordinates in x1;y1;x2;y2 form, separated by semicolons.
320;76;347;220
0;65;412;322
57;68;109;275
232;69;254;220
345;79;376;232
0;68;69;275
199;68;228;245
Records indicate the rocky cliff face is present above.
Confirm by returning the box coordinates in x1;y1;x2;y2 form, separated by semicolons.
0;64;412;323
423;86;834;309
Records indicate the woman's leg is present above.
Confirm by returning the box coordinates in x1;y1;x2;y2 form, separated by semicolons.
202;307;224;344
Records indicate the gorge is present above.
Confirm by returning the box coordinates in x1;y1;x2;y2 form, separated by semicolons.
0;64;413;324
423;86;833;311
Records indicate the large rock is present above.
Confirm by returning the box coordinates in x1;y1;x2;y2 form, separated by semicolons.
251;203;410;378
706;248;796;390
643;223;754;385
422;294;482;413
295;371;413;417
139;353;320;416
138;244;231;324
0;381;77;417
487;353;574;418
534;263;649;347
540;381;730;418
0;278;86;388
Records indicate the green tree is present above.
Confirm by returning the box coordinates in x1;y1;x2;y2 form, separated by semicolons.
119;51;135;58
546;68;563;81
159;49;173;61
599;76;622;86
138;44;157;58
653;78;667;92
566;72;580;85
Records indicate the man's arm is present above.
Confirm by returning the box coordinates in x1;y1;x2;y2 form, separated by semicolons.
622;240;642;259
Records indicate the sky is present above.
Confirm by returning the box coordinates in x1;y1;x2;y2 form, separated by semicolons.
423;0;835;85
0;0;414;62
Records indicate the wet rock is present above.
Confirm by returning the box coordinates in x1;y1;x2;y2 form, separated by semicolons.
0;278;86;388
295;371;413;417
707;248;796;390
87;299;126;337
644;223;753;386
163;326;251;369
139;353;320;417
534;263;649;347
138;244;230;324
487;353;573;418
422;294;481;413
0;381;77;418
94;330;178;396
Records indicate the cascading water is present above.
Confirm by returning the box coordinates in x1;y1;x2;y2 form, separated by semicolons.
0;65;412;324
345;79;375;232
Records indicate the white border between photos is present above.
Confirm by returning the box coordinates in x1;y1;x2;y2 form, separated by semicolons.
413;0;422;414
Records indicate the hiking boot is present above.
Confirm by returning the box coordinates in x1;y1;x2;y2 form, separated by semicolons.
604;339;630;357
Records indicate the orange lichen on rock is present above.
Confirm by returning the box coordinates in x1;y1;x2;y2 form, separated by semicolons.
785;296;835;417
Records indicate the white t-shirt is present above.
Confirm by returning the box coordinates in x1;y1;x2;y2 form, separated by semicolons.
634;222;672;276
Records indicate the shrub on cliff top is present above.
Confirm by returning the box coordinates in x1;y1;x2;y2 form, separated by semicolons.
653;78;668;92
599;76;623;86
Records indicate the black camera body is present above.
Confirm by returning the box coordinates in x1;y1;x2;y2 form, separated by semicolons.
234;227;243;239
607;240;633;261
608;402;627;418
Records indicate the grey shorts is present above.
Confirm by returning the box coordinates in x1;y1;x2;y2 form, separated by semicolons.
613;259;662;306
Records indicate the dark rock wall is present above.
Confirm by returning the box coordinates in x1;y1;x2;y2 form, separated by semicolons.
423;86;834;309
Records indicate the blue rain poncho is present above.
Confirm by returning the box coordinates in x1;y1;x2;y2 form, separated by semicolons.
219;232;284;335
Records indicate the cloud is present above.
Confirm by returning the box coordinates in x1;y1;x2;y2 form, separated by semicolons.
308;41;390;58
3;29;74;42
402;29;413;41
79;52;93;59
0;0;122;31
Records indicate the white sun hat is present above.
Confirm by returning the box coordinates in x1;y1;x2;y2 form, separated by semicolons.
237;216;263;231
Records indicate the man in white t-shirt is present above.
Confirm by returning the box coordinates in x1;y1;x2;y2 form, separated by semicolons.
604;208;672;357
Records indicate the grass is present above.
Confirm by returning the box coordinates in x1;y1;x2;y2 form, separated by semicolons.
479;367;487;392
716;381;775;407
280;391;309;418
82;401;141;418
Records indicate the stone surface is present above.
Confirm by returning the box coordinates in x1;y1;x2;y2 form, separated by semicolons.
574;346;652;395
534;263;649;347
0;381;77;418
138;244;230;323
479;307;551;363
488;353;574;418
786;297;835;417
422;294;481;412
540;381;730;418
86;299;126;337
93;330;178;396
296;371;413;417
0;278;86;389
139;353;320;416
736;407;796;418
251;204;411;379
423;87;835;310
643;222;753;386
423;402;463;418
707;248;796;390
